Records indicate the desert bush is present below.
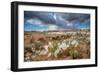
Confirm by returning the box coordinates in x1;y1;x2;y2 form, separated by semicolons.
48;41;59;57
24;30;90;61
69;49;80;59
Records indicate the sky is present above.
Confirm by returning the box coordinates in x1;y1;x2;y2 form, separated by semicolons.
24;11;90;31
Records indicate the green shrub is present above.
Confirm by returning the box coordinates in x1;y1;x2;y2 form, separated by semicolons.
67;48;80;59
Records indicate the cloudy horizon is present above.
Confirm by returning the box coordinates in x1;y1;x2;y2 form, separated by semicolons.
24;11;90;32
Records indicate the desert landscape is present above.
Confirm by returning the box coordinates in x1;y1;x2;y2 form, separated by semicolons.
24;11;90;62
24;29;90;62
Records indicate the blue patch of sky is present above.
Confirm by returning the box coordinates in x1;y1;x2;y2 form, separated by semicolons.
78;23;90;29
24;22;49;31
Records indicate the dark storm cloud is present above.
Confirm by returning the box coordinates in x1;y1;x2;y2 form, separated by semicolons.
59;13;90;24
24;11;90;31
24;11;56;24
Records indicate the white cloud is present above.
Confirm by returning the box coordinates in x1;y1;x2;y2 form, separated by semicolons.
48;25;58;31
58;16;73;26
27;18;43;25
67;23;73;26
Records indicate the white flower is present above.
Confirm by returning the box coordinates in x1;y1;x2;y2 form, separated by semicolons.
39;45;48;55
39;50;47;55
47;53;51;57
59;42;68;50
43;45;48;52
48;42;53;48
71;40;79;47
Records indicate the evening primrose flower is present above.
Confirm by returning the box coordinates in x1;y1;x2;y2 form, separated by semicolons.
59;42;69;50
71;40;79;47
